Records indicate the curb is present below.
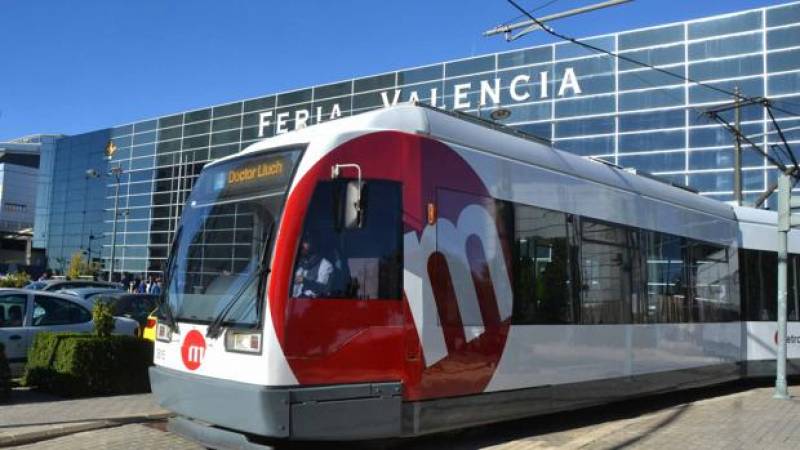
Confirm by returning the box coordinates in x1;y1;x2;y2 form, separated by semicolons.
0;421;110;447
0;413;173;447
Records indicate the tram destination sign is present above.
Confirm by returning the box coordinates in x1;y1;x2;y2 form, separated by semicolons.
257;67;583;137
215;152;296;199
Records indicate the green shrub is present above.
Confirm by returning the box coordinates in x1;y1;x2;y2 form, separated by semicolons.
92;302;115;337
23;332;153;397
0;272;31;288
0;342;10;401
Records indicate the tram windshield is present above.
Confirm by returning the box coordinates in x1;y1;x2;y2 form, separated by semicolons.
165;148;302;327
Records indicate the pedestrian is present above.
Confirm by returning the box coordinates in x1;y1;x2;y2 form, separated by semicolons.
38;270;53;282
150;276;162;295
134;278;145;294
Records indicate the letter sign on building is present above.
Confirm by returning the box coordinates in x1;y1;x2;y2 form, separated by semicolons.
261;68;582;136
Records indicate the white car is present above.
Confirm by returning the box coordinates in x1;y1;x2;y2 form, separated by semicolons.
0;288;140;377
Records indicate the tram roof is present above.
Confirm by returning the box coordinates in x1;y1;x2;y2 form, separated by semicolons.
222;104;737;222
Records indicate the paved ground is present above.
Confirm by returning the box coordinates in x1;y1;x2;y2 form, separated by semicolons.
403;381;800;450
0;390;169;427
0;389;171;447
4;381;800;449
9;424;199;450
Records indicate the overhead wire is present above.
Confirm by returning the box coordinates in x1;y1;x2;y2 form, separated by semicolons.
501;0;565;27
503;0;800;206
505;0;800;119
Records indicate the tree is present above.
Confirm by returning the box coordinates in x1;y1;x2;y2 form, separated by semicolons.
55;257;67;274
0;272;31;288
92;301;115;337
67;251;89;280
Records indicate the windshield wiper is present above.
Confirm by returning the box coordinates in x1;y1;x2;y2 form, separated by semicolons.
158;226;182;333
206;222;275;339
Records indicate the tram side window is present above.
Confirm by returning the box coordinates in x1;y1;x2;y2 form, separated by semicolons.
579;219;636;324
741;249;799;321
790;254;800;321
641;231;690;323
512;205;576;324
292;180;402;300
688;242;737;322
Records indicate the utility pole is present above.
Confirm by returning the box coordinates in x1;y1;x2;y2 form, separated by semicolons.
734;87;743;206
775;172;798;399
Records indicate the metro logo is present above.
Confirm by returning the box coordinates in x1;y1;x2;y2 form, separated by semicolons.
774;331;800;345
181;330;207;371
405;204;512;367
273;132;514;400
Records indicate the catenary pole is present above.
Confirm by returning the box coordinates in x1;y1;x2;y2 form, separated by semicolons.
776;173;791;399
734;87;743;206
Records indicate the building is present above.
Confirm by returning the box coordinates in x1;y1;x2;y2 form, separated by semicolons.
0;135;58;269
35;1;800;277
43;131;109;273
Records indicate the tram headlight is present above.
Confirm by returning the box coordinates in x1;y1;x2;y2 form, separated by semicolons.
225;330;262;354
156;322;172;342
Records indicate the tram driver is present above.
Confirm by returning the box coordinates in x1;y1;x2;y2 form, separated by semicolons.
292;233;334;298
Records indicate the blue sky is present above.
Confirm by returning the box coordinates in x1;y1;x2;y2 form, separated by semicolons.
0;0;791;140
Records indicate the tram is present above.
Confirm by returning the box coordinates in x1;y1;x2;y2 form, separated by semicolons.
150;103;800;448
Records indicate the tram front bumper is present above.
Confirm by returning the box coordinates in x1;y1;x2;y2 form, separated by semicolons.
149;366;403;441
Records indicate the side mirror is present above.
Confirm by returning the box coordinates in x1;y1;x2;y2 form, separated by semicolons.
343;180;363;229
331;163;364;229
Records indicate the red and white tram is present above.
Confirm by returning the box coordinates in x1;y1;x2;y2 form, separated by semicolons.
150;104;799;448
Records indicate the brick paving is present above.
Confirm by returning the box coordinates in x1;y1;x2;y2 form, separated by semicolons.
0;391;169;428
9;424;200;450
4;381;800;449
405;382;800;450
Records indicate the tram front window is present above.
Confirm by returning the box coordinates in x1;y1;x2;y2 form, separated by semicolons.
165;148;301;326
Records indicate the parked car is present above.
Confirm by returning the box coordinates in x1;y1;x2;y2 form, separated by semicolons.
57;287;125;301
87;293;159;333
24;280;121;292
0;289;140;377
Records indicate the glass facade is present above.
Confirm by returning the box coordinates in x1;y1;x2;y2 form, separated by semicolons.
43;1;800;277
46;130;110;273
31;135;60;249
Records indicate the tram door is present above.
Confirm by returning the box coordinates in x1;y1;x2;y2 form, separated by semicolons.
284;180;406;382
431;188;513;360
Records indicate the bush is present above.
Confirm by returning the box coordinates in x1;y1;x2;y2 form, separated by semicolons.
0;272;31;288
0;342;10;401
92;302;115;337
23;332;153;397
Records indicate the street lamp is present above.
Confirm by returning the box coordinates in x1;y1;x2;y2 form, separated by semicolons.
108;165;123;283
104;140;123;283
84;169;101;261
86;232;98;263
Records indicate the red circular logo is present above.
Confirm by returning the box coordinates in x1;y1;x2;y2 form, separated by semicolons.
181;330;206;371
278;132;512;400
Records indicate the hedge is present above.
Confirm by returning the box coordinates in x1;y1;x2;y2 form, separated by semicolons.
23;332;153;397
0;342;9;401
